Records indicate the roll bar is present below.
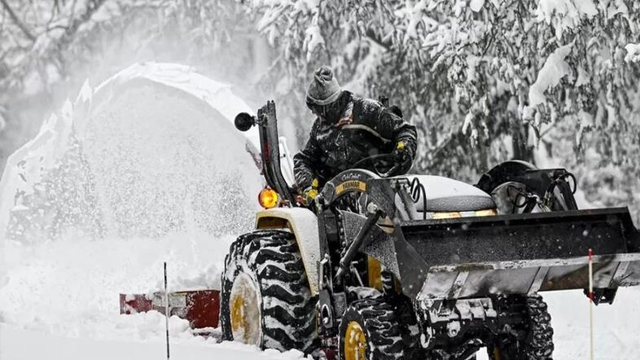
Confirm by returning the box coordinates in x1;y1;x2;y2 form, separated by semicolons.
235;101;297;205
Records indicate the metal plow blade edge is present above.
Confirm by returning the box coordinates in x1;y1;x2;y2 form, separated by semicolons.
398;208;640;300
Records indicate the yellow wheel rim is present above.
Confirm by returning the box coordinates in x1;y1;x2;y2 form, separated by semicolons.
344;321;368;360
229;273;261;345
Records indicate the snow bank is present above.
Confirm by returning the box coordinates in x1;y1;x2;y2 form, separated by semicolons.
0;322;306;360
0;230;309;358
0;232;234;337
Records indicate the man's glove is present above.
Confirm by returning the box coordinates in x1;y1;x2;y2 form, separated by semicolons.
297;178;319;206
393;141;410;162
392;140;413;174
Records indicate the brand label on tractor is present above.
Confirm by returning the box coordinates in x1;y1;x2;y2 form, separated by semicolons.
335;180;367;195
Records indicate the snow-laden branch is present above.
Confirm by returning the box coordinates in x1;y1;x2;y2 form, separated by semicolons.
0;0;108;100
0;0;36;41
528;42;574;108
625;43;640;63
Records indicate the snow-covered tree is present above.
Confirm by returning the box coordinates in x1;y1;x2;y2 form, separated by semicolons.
248;0;640;221
0;0;269;170
1;0;639;222
250;0;640;173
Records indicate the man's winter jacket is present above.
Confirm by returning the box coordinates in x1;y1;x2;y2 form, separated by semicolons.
294;91;418;190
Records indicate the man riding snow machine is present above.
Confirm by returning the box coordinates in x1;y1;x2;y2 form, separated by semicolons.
221;101;640;360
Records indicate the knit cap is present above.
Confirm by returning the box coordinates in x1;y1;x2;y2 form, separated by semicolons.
306;66;342;106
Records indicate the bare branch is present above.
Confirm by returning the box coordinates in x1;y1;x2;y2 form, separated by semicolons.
0;0;108;98
0;0;36;42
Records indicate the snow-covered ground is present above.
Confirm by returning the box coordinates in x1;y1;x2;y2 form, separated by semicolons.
0;325;303;360
0;234;308;360
1;229;639;360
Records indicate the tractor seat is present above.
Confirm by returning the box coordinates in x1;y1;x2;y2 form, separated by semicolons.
406;175;496;213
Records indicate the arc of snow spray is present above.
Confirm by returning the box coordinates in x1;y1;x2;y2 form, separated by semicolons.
588;249;594;360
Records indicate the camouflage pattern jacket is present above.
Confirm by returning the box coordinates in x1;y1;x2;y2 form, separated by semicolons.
294;91;418;190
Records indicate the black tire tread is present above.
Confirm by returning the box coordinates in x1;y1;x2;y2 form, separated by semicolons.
339;298;405;360
488;294;554;360
220;230;317;353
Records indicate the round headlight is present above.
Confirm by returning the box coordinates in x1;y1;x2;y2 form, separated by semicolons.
258;188;279;209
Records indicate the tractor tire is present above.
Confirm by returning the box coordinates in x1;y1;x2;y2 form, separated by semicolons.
220;229;317;354
489;294;554;360
339;298;405;360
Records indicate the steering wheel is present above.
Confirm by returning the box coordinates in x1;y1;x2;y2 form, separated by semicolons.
351;153;410;178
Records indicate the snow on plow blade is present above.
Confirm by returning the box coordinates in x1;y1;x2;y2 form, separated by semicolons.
399;208;640;300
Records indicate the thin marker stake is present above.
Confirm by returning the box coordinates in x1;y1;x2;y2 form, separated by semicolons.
164;262;171;360
588;249;594;360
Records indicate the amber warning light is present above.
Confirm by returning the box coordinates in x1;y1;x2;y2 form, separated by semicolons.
258;188;279;209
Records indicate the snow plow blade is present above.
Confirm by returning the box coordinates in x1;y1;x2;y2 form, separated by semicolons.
398;208;640;300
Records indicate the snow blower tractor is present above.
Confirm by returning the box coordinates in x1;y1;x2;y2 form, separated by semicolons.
221;101;640;360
